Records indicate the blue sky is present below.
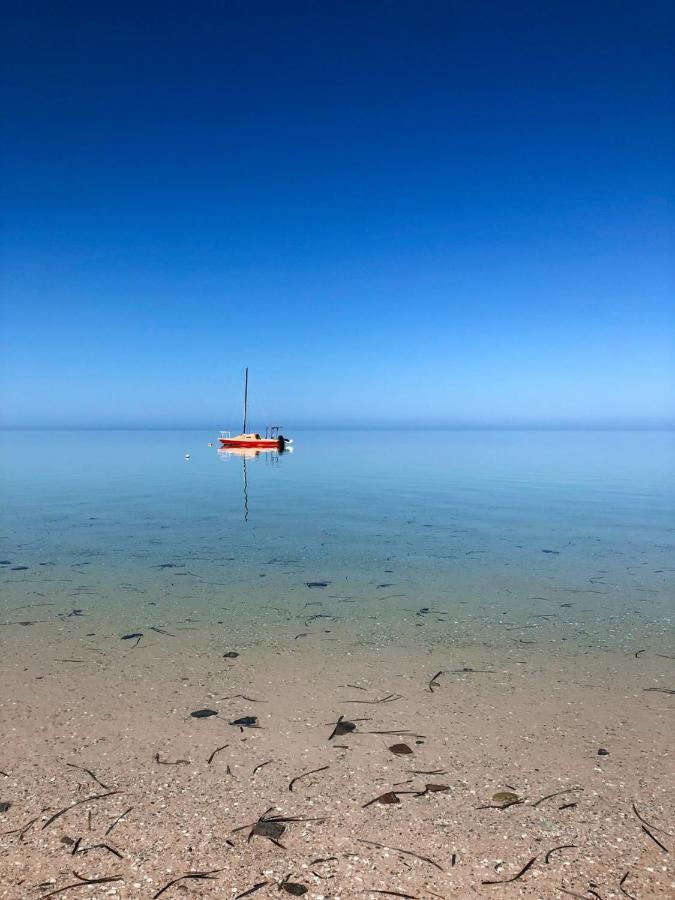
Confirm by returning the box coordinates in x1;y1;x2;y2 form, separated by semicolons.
1;1;673;428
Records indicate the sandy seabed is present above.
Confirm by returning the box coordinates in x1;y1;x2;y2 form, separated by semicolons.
1;618;673;900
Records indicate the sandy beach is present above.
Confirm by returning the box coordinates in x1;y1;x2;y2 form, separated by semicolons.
1;616;673;900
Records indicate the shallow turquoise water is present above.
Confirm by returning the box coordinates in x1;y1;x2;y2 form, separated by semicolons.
1;430;673;652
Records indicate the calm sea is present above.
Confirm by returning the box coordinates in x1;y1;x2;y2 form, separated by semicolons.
1;429;673;653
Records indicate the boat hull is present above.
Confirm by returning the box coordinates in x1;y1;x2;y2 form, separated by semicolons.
218;438;284;449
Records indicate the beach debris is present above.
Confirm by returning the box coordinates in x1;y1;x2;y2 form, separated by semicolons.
42;790;121;830
1;815;39;840
149;626;176;636
619;871;637;900
288;765;330;792
363;791;402;807
491;791;519;805
417;783;449;796
235;882;268;899
66;763;112;790
641;825;669;853
389;743;413;755
477;796;523;811
121;632;143;647
409;768;447;775
279;877;308;895
233;807;325;849
365;729;426;738
223;651;240;658
253;760;274;775
597;747;609;756
153;753;189;765
191;708;218;718
451;666;495;674
328;715;356;740
207;744;229;765
359;838;443;871
104;807;133;836
428;670;445;692
305;581;329;588
252;819;286;845
643;687;675;694
545;844;577;863
365;891;419;899
0;801;11;813
482;855;537;885
631;802;667;833
39;871;123;899
71;839;123;859
218;694;263;702
231;715;258;728
347;693;402;704
531;787;583;808
152;869;223;899
305;613;334;626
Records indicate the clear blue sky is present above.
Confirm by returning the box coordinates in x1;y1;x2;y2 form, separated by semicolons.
1;1;673;428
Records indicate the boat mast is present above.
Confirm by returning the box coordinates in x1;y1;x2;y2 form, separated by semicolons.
242;367;249;433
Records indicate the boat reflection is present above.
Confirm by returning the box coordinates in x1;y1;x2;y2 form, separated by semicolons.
217;445;291;521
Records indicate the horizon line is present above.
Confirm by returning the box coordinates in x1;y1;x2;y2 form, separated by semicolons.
2;424;674;433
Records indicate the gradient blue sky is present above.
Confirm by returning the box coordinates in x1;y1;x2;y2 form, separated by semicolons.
1;1;673;428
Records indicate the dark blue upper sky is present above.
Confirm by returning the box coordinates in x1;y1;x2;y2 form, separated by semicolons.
1;1;673;428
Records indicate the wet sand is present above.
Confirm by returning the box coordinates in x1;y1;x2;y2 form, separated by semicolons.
1;619;673;899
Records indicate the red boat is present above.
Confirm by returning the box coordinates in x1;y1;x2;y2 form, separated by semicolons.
218;369;291;451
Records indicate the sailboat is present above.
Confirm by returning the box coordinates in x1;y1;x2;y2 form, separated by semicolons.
218;368;291;450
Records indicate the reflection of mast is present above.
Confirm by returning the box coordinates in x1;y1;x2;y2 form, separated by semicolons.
242;454;249;522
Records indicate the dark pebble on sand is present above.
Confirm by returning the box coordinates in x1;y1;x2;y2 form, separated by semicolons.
597;748;609;756
223;651;239;658
231;716;257;727
0;801;11;813
191;709;218;718
280;883;308;896
253;820;285;840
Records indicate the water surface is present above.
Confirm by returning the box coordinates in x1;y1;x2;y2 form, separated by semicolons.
1;429;673;653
